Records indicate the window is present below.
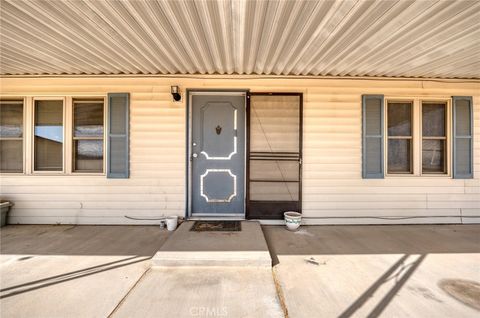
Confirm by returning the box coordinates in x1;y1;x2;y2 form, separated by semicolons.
422;102;447;174
0;95;127;177
73;99;104;173
364;95;469;179
387;101;413;174
381;98;451;177
0;100;23;172
34;100;64;172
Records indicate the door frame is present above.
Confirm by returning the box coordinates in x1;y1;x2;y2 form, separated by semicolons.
186;89;249;219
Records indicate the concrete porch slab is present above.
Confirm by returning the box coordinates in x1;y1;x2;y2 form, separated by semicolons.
0;225;169;318
152;221;272;267
264;225;480;318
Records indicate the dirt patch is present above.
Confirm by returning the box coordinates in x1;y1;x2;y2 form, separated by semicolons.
438;279;480;311
407;286;443;303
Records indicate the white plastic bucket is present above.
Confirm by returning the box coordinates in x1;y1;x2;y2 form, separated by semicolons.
166;216;178;231
284;211;302;231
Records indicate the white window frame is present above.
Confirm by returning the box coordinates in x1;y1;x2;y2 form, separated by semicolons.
0;95;108;176
384;97;452;178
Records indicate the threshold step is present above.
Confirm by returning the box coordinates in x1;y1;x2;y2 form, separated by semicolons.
152;221;272;267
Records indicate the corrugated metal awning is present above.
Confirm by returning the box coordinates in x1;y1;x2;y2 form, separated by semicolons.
0;0;479;78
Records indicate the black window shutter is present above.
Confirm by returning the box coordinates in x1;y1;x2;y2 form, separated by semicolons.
107;93;130;178
452;96;473;179
362;95;384;179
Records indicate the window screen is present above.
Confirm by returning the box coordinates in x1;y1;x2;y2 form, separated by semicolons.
34;100;63;171
0;100;23;172
248;94;302;219
422;102;447;174
73;99;104;173
387;101;413;174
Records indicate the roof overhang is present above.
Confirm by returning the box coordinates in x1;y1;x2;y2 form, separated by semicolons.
0;0;479;79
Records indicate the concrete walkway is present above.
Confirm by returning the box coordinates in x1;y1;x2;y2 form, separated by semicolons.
112;266;283;318
113;221;283;317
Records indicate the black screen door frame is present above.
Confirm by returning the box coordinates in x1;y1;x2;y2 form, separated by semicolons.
246;92;303;220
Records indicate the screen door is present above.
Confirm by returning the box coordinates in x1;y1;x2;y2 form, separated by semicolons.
248;93;302;219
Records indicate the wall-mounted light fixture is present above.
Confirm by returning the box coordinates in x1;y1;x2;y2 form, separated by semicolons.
171;86;181;102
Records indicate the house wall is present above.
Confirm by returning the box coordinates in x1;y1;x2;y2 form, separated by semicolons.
0;76;478;224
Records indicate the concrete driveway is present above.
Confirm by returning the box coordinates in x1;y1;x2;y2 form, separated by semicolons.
263;225;480;318
1;224;479;318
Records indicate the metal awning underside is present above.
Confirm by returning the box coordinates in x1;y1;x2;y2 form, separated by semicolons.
1;0;479;78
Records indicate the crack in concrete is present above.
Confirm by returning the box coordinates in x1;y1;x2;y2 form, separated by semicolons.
107;267;152;318
272;266;289;318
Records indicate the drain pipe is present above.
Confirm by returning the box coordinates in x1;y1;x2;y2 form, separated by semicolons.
124;215;166;228
124;215;185;229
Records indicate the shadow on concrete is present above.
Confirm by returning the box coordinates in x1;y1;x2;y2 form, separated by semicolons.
0;256;150;299
338;254;426;318
0;225;169;256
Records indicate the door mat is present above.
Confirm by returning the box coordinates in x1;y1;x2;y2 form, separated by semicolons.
190;221;241;232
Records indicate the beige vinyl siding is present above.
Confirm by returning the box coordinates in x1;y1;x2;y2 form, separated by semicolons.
0;76;478;224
